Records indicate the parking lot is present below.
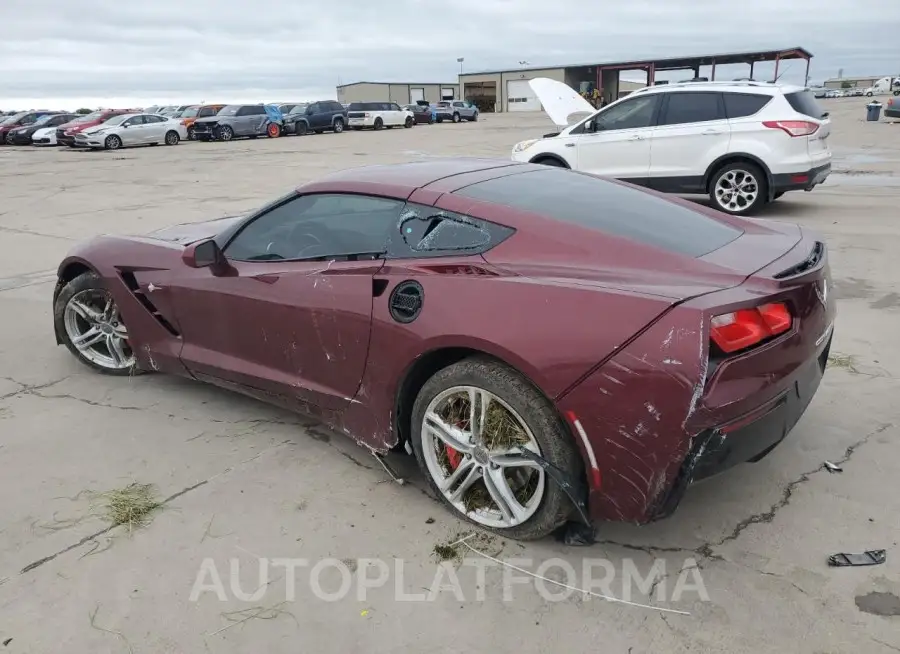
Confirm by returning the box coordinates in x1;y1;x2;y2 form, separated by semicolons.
1;97;899;652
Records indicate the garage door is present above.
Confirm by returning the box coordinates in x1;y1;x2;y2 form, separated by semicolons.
507;79;541;112
410;88;425;103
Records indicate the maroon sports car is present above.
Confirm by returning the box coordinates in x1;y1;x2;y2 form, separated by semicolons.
52;159;835;540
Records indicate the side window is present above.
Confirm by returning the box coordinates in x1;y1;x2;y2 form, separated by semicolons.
329;102;343;112
21;114;37;125
146;115;164;123
235;106;250;116
124;116;145;126
251;105;267;115
659;92;724;126
593;95;659;131
390;203;514;258
308;103;320;114
453;102;464;108
723;93;771;118
198;107;214;117
225;194;404;262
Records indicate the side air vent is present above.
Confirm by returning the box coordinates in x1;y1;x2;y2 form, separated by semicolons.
120;271;180;336
388;281;424;324
773;241;825;280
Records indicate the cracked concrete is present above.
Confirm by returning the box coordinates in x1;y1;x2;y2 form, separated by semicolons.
1;99;900;653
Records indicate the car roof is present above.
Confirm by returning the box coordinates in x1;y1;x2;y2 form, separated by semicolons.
299;158;536;196
631;80;807;96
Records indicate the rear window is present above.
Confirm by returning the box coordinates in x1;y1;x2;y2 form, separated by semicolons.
454;169;743;257
785;90;827;119
724;93;772;118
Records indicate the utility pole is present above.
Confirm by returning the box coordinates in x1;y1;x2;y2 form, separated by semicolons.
457;58;464;75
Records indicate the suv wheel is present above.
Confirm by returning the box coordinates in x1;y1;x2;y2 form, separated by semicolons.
333;118;344;133
452;112;461;123
374;118;384;130
709;162;767;215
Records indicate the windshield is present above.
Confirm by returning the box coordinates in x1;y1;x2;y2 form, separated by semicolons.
1;112;27;125
288;104;308;114
179;107;199;118
218;105;241;116
100;115;130;126
72;111;103;123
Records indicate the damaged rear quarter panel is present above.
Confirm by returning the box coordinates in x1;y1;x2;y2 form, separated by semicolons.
340;257;676;451
556;306;709;523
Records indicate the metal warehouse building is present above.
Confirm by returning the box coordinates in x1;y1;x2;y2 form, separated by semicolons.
823;76;890;89
336;82;460;106
458;47;813;113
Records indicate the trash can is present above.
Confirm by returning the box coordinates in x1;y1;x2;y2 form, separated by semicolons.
866;102;882;121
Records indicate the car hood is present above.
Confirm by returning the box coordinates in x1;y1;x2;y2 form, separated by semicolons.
145;215;245;245
529;77;595;127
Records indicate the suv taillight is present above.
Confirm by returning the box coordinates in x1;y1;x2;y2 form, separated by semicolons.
710;303;792;353
762;120;819;137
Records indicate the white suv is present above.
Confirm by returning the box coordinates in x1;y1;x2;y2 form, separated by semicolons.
347;102;415;130
511;79;832;215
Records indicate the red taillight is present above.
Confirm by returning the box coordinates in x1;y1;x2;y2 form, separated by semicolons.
710;302;792;354
762;120;819;137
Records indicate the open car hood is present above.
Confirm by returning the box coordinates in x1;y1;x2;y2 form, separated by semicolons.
529;77;595;128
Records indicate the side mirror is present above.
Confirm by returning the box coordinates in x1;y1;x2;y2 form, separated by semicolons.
182;239;224;270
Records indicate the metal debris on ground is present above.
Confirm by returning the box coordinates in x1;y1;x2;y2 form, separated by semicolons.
371;452;406;485
824;461;843;473
827;550;886;567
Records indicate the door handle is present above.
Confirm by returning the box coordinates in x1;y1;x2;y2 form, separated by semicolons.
702;129;723;135
628;135;644;141
564;142;575;147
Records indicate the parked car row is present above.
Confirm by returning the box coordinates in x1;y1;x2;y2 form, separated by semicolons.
1;98;478;150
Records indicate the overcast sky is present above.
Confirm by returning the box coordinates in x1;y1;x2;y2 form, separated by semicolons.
1;0;897;109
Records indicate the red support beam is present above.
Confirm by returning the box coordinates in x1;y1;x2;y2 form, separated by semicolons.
774;54;781;82
804;57;811;87
711;59;716;81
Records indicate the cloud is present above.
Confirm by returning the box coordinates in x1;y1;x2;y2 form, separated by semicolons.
1;0;897;109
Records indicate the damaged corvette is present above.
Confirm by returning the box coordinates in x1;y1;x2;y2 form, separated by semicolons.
51;159;835;540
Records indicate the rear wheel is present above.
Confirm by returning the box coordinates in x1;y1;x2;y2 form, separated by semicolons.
471;112;479;122
709;162;767;215
452;112;461;123
54;272;140;376
374;118;384;130
410;357;580;541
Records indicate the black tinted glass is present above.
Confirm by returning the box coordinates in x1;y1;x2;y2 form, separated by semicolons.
454;170;742;257
723;93;771;118
660;92;723;125
785;91;826;119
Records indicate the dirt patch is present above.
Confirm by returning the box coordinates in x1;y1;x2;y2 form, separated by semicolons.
855;591;900;617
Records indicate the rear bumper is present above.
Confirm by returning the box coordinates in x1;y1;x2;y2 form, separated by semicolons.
651;327;832;519
772;163;831;193
884;108;900;118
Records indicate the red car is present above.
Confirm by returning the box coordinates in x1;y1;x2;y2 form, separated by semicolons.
57;109;139;146
52;159;835;540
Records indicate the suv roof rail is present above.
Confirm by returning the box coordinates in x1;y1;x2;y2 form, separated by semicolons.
631;80;779;94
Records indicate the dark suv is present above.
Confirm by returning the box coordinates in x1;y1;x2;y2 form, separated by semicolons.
283;100;347;135
192;104;281;141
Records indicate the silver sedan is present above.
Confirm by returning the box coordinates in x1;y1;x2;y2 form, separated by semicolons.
73;113;188;150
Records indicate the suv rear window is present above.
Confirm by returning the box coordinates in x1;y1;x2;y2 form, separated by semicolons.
784;90;827;119
723;93;772;118
454;169;743;257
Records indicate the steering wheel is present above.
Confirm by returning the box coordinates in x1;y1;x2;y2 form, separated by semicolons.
294;232;325;258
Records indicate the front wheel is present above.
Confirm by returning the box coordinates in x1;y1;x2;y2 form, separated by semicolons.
54;272;140;376
410;357;580;541
267;123;281;138
709;162;767;215
471;112;478;122
296;122;308;136
104;135;122;150
404;116;413;128
187;126;196;140
217;125;234;141
164;130;179;145
452;112;461;123
333;118;344;133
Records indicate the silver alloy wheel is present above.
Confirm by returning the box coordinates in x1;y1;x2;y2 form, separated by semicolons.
63;290;134;371
165;131;178;145
219;126;233;141
421;386;545;529
714;168;759;213
105;135;121;150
